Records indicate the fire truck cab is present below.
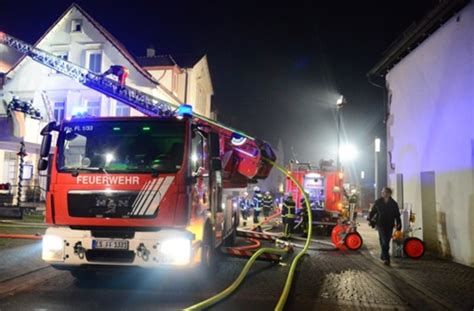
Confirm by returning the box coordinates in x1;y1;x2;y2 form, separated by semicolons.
285;161;344;235
38;110;270;275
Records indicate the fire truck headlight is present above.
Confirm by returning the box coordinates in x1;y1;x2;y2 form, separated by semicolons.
160;238;191;265
42;235;65;261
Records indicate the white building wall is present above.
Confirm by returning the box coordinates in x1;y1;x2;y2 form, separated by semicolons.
386;2;474;266
1;6;173;123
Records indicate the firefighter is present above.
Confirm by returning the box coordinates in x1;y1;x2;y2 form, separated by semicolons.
299;193;312;237
239;192;251;226
262;191;274;219
251;186;263;224
282;193;296;239
101;65;129;86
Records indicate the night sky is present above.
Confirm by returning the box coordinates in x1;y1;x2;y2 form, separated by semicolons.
0;0;438;183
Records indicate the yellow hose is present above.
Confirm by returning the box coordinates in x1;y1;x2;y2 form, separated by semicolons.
183;247;291;310
268;159;312;311
183;159;312;310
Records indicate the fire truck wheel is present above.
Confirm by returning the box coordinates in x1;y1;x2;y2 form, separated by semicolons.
403;237;425;259
223;212;239;246
344;232;363;251
200;225;218;275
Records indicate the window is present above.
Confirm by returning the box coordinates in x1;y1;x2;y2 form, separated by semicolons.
58;120;185;173
55;51;68;61
71;19;83;33
115;102;130;117
53;101;65;122
88;52;102;73
86;100;101;116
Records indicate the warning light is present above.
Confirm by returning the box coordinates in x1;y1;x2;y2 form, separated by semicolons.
338;172;344;179
113;127;121;131
177;104;193;119
0;183;11;191
142;126;151;131
231;132;247;146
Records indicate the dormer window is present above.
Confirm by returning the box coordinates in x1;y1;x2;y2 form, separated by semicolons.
71;19;83;33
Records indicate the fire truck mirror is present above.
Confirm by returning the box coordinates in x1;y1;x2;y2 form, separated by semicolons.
209;132;220;158
40;121;58;135
211;158;222;171
40;134;52;158
38;158;49;171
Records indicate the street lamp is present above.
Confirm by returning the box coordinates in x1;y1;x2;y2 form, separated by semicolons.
339;144;358;162
374;137;381;200
336;95;346;170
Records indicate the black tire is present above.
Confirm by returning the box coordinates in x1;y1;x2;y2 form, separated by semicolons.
200;224;218;276
223;212;239;246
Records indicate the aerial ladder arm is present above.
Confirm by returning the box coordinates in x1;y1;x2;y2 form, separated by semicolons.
0;31;276;183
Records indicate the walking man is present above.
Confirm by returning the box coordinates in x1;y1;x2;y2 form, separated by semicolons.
369;187;402;266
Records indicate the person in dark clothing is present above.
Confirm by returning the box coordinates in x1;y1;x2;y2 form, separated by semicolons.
102;65;129;86
262;191;274;219
251;187;263;224
282;193;296;239
369;187;402;266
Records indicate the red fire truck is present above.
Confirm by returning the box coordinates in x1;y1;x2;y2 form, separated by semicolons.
285;161;344;235
0;32;275;276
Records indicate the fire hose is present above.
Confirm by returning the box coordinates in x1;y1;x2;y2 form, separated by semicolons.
184;159;312;310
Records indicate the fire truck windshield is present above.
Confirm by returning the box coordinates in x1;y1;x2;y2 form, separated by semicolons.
57;120;185;174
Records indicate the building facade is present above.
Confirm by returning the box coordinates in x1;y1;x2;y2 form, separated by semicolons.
369;0;473;266
0;4;213;202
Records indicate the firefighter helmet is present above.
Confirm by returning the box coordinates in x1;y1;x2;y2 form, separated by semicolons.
253;186;260;192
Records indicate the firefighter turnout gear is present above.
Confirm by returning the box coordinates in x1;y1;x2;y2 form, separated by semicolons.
262;191;274;219
252;189;264;224
282;194;296;238
239;192;251;226
300;196;311;237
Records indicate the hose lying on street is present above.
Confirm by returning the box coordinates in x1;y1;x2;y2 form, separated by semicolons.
184;158;313;311
0;233;42;240
183;246;291;310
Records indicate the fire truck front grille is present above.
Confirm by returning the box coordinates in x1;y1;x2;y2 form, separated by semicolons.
67;191;152;218
85;249;135;263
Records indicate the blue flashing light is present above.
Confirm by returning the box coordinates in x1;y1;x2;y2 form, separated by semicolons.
177;104;193;118
231;132;247;146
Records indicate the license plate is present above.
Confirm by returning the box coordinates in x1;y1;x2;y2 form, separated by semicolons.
92;239;129;250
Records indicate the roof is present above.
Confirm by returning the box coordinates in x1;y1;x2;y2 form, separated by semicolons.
368;0;471;79
137;53;205;69
6;3;158;85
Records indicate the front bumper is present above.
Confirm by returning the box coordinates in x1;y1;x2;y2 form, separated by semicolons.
42;227;197;268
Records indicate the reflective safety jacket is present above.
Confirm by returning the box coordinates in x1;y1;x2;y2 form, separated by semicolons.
239;198;251;211
282;198;296;219
262;194;274;208
252;192;263;211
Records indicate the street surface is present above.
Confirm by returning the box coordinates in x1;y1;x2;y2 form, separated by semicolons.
0;223;473;310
